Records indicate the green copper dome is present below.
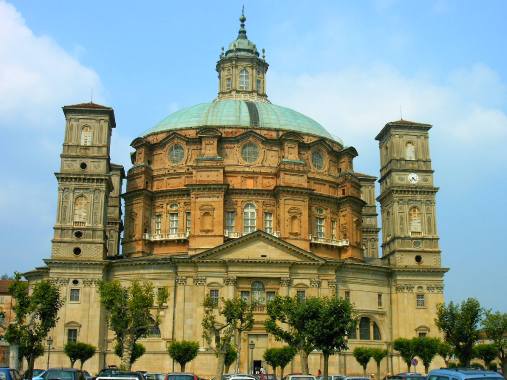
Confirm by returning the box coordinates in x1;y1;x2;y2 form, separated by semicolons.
143;99;337;141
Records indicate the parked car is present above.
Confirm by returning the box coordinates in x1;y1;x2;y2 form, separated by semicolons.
388;373;425;380
427;369;503;380
38;368;86;380
96;369;144;380
165;374;200;380
145;374;165;380
0;368;22;380
21;370;45;380
227;376;256;380
282;375;317;380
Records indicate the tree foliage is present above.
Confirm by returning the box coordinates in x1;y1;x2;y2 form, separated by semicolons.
435;298;483;366
370;348;388;380
98;280;167;370
394;338;416;372
353;347;373;376
64;342;96;369
263;348;279;374
265;296;317;374
437;341;453;366
412;337;441;373
167;340;199;372
473;344;498;368
4;273;63;379
115;342;145;365
202;295;254;380
224;344;237;373
304;297;355;380
276;346;297;379
482;311;507;377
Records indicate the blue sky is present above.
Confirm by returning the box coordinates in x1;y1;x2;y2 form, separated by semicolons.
0;0;506;310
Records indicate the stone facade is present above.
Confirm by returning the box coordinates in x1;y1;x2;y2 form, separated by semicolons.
25;13;447;378
0;280;14;367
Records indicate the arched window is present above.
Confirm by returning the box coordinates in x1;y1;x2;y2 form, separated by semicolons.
409;207;422;236
406;142;416;160
80;126;93;146
359;317;371;340
73;196;88;224
243;203;256;234
252;281;265;304
239;69;249;90
373;322;381;340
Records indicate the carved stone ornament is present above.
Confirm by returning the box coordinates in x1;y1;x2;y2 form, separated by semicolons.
49;278;70;287
426;285;444;293
310;278;321;288
82;279;101;287
176;276;187;286
279;277;291;287
395;284;415;293
193;276;206;286
224;276;237;286
328;280;337;290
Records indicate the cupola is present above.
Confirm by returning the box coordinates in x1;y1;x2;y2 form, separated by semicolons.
216;9;269;102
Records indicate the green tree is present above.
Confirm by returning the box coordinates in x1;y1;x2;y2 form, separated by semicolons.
98;280;167;370
265;296;316;374
4;273;63;379
167;340;199;372
473;344;498;369
482;311;507;377
64;342;81;368
305;297;355;380
224;345;237;374
435;298;483;366
202;295;253;380
412;337;440;374
370;348;388;380
263;348;279;376
277;346;297;379
437;341;453;367
221;296;254;372
394;338;416;372
353;347;373;376
77;342;96;369
115;342;145;365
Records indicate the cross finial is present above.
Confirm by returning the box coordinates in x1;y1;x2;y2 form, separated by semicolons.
238;6;247;39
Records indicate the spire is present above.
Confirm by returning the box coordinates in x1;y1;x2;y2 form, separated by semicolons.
238;6;247;40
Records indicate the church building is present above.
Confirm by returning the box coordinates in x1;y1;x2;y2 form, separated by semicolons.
26;12;447;377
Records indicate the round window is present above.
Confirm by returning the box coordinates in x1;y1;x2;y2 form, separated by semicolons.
241;143;259;163
169;144;184;164
73;247;81;256
312;151;324;170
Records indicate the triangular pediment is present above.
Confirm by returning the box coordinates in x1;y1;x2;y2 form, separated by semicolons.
192;230;325;263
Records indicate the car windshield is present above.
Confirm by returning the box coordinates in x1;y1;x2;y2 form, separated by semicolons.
293;377;314;380
44;371;75;380
167;376;194;380
0;370;7;380
146;375;165;380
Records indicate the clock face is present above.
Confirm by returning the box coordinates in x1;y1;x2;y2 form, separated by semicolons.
408;173;419;184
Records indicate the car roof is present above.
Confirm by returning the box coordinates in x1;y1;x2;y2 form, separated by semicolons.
428;369;502;378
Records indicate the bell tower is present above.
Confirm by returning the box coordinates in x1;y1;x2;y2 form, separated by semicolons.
375;119;441;268
52;102;122;261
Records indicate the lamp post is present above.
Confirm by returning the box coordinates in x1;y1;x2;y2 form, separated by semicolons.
46;337;53;370
248;340;255;374
343;334;349;375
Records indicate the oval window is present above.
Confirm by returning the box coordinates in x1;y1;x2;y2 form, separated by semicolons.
241;143;259;163
169;144;184;164
312;151;324;170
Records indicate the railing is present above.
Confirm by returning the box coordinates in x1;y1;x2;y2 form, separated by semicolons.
143;232;189;241
309;235;350;247
224;230;280;239
73;221;85;227
252;304;266;313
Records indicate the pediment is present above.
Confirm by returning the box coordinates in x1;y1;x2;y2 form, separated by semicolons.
192;230;325;263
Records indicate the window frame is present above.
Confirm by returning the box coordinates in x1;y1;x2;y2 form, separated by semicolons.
416;293;426;308
225;211;236;234
316;217;325;239
69;288;80;303
67;328;78;344
209;289;220;307
239;68;249;90
169;212;179;235
243;203;257;234
264;212;273;234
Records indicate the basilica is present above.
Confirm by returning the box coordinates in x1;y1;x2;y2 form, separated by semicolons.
27;12;446;377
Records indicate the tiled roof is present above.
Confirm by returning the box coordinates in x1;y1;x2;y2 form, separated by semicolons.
0;279;13;294
63;102;112;110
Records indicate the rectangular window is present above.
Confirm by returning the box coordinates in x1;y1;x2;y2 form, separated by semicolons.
169;212;178;235
378;293;383;308
225;211;236;235
316;217;325;239
344;290;350;301
266;291;276;302
69;288;80;302
240;291;250;302
185;212;191;235
226;78;232;90
67;328;78;344
155;214;162;235
256;79;261;92
331;219;337;240
264;212;273;234
210;289;219;307
296;290;305;301
418;331;427;337
416;294;425;308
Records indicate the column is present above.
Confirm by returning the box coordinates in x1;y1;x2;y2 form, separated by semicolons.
224;276;237;299
279;277;291;296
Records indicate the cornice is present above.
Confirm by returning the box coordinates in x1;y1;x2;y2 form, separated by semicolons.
44;259;108;268
185;184;229;192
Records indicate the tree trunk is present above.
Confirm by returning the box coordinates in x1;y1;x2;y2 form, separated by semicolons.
406;362;411;372
281;366;285;380
80;361;84;370
121;336;134;371
501;358;507;380
323;353;330;380
26;354;35;380
236;331;242;373
424;364;429;374
377;362;381;380
216;353;226;380
181;362;186;372
363;365;367;377
300;350;309;375
225;364;231;374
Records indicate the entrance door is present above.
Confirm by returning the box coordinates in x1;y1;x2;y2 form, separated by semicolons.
248;334;268;374
253;360;262;375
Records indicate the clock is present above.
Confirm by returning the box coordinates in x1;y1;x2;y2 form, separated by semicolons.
408;173;419;184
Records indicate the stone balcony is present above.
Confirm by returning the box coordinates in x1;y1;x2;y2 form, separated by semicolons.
143;232;189;241
224;230;280;239
309;235;350;247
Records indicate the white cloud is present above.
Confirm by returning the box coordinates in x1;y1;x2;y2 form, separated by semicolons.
0;0;103;129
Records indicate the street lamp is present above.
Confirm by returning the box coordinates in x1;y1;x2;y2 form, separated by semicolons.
343;335;349;375
46;337;53;370
248;340;255;374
